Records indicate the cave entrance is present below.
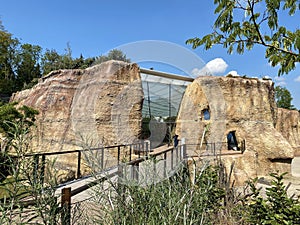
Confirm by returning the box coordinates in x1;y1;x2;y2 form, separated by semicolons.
227;131;239;151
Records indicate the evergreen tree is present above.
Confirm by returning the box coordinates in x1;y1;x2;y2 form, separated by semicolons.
0;21;19;95
15;43;42;90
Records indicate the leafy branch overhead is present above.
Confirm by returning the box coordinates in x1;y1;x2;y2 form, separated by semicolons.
186;0;300;75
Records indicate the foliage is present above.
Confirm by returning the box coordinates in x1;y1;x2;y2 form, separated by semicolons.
243;173;300;225
0;120;60;224
40;47;95;76
88;157;300;225
0;102;39;183
0;19;130;101
93;49;131;65
275;85;295;109
0;23;19;95
41;48;130;76
15;44;42;90
186;0;300;76
0;102;39;140
91;162;240;225
140;116;177;144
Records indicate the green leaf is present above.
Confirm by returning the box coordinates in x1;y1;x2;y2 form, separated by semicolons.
186;0;300;76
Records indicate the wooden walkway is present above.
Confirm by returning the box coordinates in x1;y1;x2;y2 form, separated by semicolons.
55;144;244;203
55;144;182;203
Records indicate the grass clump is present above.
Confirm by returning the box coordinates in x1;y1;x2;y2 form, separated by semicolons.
89;159;300;225
91;162;238;225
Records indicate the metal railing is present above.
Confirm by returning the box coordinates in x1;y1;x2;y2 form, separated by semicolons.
59;143;187;224
14;141;149;186
4;139;246;224
185;140;246;157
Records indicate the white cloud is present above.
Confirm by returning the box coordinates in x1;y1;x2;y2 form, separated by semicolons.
191;58;228;77
294;76;300;82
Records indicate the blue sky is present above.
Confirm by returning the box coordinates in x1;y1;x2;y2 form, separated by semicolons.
1;0;299;108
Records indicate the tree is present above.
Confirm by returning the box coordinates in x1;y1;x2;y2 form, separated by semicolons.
73;54;96;69
186;0;300;76
0;21;19;95
93;49;131;65
275;86;294;109
15;43;42;90
41;45;96;76
41;49;64;75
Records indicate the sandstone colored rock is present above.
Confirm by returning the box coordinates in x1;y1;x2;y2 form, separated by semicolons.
276;108;300;153
11;60;144;172
176;76;294;184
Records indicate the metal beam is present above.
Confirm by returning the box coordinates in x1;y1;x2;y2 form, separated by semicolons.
140;68;194;82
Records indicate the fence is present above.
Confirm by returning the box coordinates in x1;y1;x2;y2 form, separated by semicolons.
59;143;187;225
185;140;246;157
17;141;150;186
3;139;246;224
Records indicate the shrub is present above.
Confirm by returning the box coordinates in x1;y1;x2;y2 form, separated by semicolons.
243;172;300;225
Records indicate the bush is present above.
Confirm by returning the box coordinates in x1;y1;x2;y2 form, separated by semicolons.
243;172;300;225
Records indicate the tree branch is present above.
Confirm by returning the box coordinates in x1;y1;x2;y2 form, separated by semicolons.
248;0;266;45
215;37;299;58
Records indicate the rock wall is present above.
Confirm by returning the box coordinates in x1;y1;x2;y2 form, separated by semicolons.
176;76;294;184
11;60;144;171
276;108;300;153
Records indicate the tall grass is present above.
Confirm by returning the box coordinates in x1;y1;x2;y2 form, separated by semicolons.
86;156;300;225
87;158;242;224
0;121;61;224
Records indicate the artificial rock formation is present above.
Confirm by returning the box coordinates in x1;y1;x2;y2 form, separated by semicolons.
276;108;300;153
11;60;144;171
176;76;294;184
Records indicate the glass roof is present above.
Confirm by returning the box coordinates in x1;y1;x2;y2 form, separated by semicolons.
140;69;193;118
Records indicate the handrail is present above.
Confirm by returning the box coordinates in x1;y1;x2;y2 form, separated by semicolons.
65;144;187;197
8;142;148;186
11;143;145;158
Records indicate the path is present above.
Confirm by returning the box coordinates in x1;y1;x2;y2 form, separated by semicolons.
55;144;180;203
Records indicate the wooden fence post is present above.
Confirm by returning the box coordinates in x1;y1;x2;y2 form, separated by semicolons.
117;163;126;200
61;187;71;225
153;156;157;175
